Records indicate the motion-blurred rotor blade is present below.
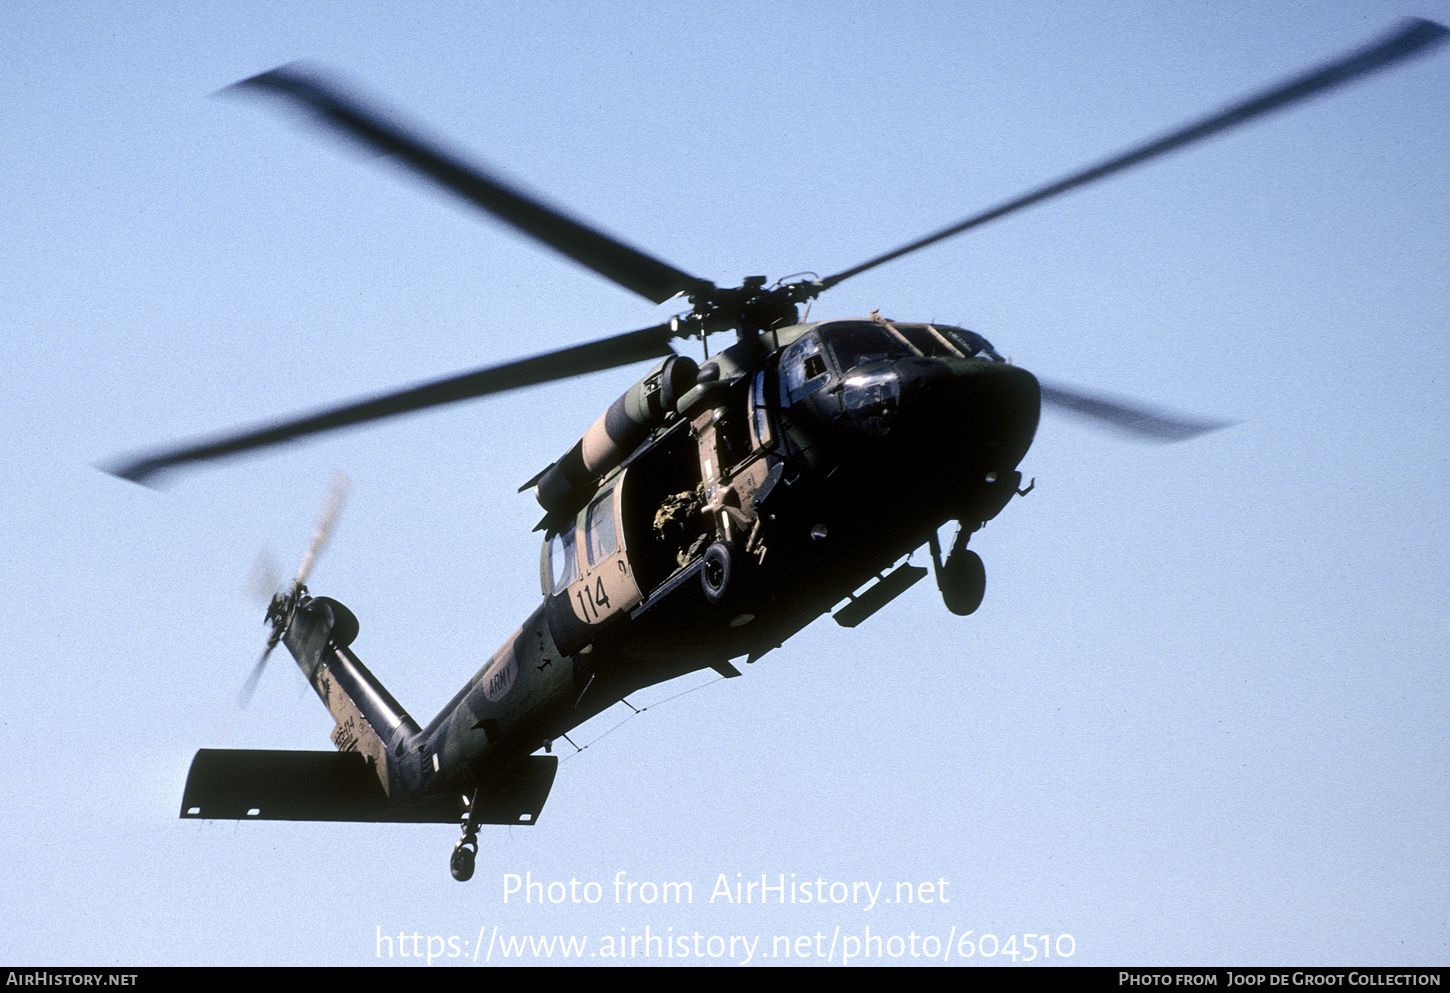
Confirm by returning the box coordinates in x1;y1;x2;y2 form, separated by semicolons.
245;550;283;607
227;65;713;305
237;472;349;709
818;19;1447;291
293;471;349;591
1039;381;1234;442
237;642;275;709
103;322;678;486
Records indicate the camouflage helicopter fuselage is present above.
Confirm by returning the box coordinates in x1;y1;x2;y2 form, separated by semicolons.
165;21;1447;880
234;319;1038;842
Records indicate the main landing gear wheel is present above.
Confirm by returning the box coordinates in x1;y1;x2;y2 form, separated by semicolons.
450;841;477;882
701;541;736;604
941;547;986;616
931;525;987;616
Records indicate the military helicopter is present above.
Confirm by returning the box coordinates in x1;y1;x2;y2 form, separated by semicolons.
106;20;1446;881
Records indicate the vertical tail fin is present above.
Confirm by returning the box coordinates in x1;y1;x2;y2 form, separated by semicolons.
282;595;420;797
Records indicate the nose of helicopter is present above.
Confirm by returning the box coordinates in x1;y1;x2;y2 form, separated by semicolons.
837;356;1040;472
942;359;1041;466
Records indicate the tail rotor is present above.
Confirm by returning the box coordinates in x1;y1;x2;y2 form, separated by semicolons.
237;471;351;708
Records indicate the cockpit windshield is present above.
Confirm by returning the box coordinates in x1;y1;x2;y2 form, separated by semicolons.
815;319;1005;369
938;326;1005;362
823;322;913;371
892;324;956;357
886;323;1005;362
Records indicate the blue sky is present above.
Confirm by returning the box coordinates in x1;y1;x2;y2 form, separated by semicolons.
1;0;1446;966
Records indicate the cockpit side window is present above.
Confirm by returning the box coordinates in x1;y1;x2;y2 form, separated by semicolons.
779;335;830;406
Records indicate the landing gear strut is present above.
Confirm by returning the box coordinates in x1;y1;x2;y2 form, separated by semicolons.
930;525;986;616
450;789;480;882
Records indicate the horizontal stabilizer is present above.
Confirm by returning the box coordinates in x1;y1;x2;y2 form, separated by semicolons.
180;749;558;825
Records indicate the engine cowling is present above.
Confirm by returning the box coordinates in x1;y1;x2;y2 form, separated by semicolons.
534;354;698;516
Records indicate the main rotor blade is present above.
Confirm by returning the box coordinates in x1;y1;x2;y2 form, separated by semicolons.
104;322;677;486
1039;381;1234;442
819;18;1447;291
228;65;712;305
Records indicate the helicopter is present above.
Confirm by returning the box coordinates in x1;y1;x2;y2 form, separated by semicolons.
105;19;1446;882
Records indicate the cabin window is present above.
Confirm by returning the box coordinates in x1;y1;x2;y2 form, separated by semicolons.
779;335;830;405
585;488;618;567
548;527;579;594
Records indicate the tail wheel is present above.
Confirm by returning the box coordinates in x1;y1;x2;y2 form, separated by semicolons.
701;541;735;604
450;842;476;882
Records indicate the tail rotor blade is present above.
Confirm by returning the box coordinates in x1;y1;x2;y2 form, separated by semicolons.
245;549;283;607
236;472;350;709
292;471;350;590
237;642;275;710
